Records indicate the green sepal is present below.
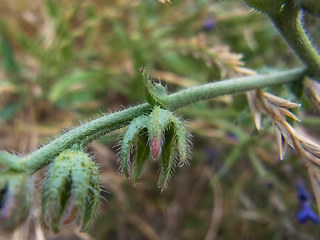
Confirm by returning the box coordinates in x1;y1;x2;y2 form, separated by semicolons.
148;106;172;139
69;151;100;231
133;133;150;183
171;116;189;167
121;115;149;177
82;167;100;231
0;173;32;232
141;68;168;108
158;125;176;190
42;152;72;233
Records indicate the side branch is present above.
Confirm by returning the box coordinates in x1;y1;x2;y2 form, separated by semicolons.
20;67;306;173
268;2;320;77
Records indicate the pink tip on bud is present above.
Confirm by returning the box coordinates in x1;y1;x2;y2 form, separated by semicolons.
150;137;162;159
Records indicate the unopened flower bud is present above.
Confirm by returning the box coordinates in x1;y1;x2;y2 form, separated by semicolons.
42;150;100;233
0;172;32;232
150;137;162;160
148;106;172;159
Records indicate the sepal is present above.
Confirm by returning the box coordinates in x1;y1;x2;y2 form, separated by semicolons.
158;126;176;190
141;67;168;109
133;133;150;182
120;115;149;177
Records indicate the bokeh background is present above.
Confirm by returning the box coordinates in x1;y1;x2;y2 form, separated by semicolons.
1;0;320;239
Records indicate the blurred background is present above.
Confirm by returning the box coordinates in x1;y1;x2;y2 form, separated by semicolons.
1;0;320;239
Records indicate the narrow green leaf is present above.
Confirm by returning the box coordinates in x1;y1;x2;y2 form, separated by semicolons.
210;142;245;185
248;149;268;178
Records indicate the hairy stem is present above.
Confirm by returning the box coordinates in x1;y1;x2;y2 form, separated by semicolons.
20;67;306;173
166;67;305;109
268;2;320;77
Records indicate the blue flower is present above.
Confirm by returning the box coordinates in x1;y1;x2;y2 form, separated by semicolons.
295;183;319;224
297;185;310;203
203;18;216;32
296;203;319;224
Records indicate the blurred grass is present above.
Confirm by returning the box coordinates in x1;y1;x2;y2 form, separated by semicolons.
0;0;320;239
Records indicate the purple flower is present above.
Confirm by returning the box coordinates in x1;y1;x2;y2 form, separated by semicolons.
296;203;319;224
203;18;216;32
297;185;310;202
296;184;319;224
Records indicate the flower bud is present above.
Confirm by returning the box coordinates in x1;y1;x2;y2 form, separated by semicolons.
150;137;162;159
0;172;32;232
42;150;100;233
120;105;192;190
148;106;173;159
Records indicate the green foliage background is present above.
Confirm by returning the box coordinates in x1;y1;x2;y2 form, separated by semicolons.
0;0;320;239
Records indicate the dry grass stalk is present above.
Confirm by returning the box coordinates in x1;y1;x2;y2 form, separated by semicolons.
247;89;320;215
176;35;255;78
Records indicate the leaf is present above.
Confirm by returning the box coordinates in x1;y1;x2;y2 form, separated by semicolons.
211;142;245;185
248;149;268;178
49;71;99;103
0;22;19;74
0;102;22;121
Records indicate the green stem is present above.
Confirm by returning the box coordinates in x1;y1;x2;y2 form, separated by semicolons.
21;104;151;173
166;67;306;109
20;67;306;173
268;2;320;77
